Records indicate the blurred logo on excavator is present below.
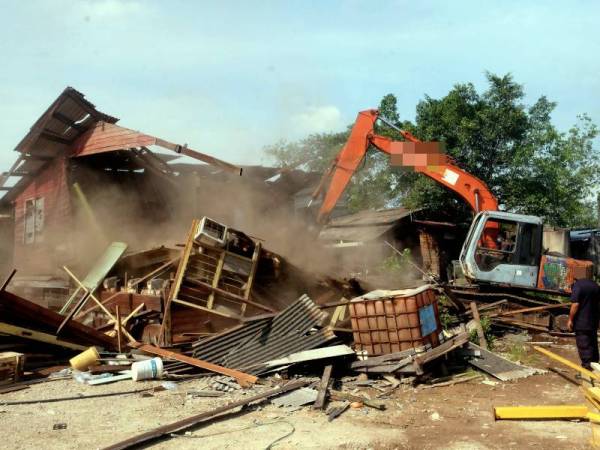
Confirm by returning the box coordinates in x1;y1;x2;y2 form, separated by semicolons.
389;141;447;169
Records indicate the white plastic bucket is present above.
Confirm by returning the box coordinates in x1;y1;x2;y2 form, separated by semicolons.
131;357;164;381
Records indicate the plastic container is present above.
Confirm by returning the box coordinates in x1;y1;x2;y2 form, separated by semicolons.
131;357;164;381
69;347;100;371
349;285;442;356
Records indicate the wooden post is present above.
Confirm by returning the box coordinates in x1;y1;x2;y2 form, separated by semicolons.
116;305;122;353
470;302;488;350
240;242;261;316
206;251;225;310
313;364;333;410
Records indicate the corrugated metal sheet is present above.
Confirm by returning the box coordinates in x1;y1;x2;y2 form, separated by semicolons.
318;208;415;242
189;294;336;374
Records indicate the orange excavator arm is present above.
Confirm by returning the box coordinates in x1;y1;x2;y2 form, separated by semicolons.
313;109;499;223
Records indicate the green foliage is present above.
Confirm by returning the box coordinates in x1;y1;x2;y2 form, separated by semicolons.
469;315;495;349
264;73;600;227
263;131;350;173
379;248;412;273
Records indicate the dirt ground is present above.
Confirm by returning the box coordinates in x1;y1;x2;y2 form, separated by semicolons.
1;337;595;450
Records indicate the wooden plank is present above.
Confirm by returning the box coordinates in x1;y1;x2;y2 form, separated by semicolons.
206;251;225;310
470;302;488;350
0;269;17;291
414;332;470;366
184;278;274;313
0;290;117;350
116;306;122;353
160;220;200;346
240;242;261;316
61;267;138;344
0;322;86;351
313;364;332;410
101;379;309;450
492;303;567;317
136;344;257;387
172;299;241;320
329;389;385;410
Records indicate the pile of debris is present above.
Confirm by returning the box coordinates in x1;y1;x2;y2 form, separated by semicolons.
0;215;557;448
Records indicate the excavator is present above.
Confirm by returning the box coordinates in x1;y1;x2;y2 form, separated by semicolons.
312;109;592;295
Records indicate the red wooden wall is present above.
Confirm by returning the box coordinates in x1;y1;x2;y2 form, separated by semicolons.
13;157;74;275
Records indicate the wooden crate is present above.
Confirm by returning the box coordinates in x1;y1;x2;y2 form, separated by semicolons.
0;352;25;385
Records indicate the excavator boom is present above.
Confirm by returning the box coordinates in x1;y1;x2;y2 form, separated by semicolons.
314;109;498;223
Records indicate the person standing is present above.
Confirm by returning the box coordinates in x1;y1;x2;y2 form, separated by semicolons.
568;275;600;370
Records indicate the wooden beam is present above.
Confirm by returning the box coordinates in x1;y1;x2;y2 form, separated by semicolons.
413;332;470;366
492;303;567;317
160;220;199;346
135;344;257;387
101;379;309;450
40;130;72;145
206;251;225;310
0;322;86;351
1;268;17;291
470;302;488;350
172;298;241;320
185;278;274;313
154;138;241;174
313;364;333;410
240;242;261;316
52;111;86;132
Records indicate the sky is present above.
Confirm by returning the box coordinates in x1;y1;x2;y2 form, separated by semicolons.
0;0;599;170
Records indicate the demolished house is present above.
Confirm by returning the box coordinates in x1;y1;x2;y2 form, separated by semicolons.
0;88;318;306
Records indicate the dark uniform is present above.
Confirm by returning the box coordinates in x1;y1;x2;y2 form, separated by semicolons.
571;278;600;369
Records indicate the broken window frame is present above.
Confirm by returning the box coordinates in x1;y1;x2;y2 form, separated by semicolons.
23;196;45;244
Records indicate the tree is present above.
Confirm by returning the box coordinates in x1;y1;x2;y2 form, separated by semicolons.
265;73;599;227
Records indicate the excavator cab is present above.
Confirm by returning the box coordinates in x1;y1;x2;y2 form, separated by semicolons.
460;211;543;288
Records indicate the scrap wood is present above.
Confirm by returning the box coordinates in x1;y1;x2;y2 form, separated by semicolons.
0;268;16;291
59;242;128;315
160;219;199;346
419;373;482;389
534;345;600;382
469;302;488;350
0;387;158;406
327;401;350;422
413;332;470;366
183;278;275;313
329;389;385;410
490;303;567;318
0;322;86;351
101;379;310;450
59;266;138;344
0;290;117;350
135;344;258;387
313;364;333;410
492;317;550;332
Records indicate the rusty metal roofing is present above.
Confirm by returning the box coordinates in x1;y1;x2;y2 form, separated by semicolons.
188;294;336;375
318;207;415;242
